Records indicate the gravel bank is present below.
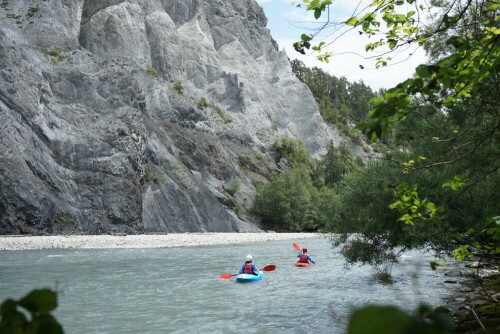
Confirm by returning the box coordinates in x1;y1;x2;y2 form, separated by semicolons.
0;233;320;251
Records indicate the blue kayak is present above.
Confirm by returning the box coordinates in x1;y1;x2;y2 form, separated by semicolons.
235;271;263;282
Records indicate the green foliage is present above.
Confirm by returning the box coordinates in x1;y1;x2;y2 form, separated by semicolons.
42;49;72;65
147;66;160;80
209;104;232;123
273;136;312;168
6;13;21;20
442;175;468;191
373;268;393;285
324;147;494;266
310;1;498;269
0;289;64;334
353;3;500;141
172;81;184;95
197;97;209;108
348;304;453;334
339;238;398;268
290;60;376;146
54;216;68;231
453;216;500;261
291;60;376;127
143;164;166;184
321;142;363;186
388;182;444;225
225;178;241;196
254;136;364;232
252;167;320;231
27;7;39;18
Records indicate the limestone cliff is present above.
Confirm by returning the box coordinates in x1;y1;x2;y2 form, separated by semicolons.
0;0;366;234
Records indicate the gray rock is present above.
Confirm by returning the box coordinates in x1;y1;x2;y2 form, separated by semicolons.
465;261;482;268
444;270;463;277
0;0;369;234
469;300;486;306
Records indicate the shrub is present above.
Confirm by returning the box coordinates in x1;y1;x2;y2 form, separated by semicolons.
173;81;184;95
225;178;241;196
209;104;232;123
42;49;72;65
198;97;209;108
252;167;318;231
273;136;312;168
147;66;160;80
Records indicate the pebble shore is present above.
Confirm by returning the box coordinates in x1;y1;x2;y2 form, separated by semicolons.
0;233;320;251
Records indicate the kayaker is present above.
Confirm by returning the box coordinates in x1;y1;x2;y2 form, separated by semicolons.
238;255;259;276
297;248;315;264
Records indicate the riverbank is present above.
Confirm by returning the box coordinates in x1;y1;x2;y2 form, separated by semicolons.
446;266;500;333
0;233;320;251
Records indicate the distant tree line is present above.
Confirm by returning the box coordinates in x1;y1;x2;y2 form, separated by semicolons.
290;60;384;144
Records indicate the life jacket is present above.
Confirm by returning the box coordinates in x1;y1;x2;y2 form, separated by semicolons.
243;262;254;274
299;254;309;263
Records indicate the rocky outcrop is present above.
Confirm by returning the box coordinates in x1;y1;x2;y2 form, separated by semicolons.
0;0;366;234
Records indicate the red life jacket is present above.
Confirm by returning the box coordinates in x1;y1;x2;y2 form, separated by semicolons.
299;254;309;262
243;263;254;274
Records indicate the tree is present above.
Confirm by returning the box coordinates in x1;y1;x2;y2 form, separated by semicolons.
252;167;319;231
295;0;499;264
321;142;363;187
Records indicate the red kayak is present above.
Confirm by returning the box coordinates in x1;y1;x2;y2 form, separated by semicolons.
295;262;311;267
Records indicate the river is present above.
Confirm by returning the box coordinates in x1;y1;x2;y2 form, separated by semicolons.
0;237;459;333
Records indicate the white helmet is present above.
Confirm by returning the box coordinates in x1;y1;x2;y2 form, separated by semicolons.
245;254;253;262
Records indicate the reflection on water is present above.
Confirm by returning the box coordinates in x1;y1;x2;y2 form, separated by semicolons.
0;238;459;333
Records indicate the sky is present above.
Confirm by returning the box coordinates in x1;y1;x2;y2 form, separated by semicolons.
256;0;430;91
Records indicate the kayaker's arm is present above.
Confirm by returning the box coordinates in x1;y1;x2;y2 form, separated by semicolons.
252;264;259;275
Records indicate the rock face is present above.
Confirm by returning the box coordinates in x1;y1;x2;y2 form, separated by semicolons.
0;0;365;234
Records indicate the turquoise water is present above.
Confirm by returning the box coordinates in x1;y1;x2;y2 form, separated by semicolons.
0;238;458;333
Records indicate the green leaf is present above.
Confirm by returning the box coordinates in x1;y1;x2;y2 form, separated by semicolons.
426;202;436;211
301;34;313;42
0;299;17;317
487;3;500;11
346;17;360;26
32;315;64;334
415;64;431;78
19;289;58;314
314;8;321;19
348;305;412;334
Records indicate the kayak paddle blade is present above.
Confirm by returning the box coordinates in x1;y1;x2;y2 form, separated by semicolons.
219;274;235;279
262;265;276;272
292;243;301;251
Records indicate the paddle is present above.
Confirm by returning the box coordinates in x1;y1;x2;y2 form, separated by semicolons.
219;265;276;279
